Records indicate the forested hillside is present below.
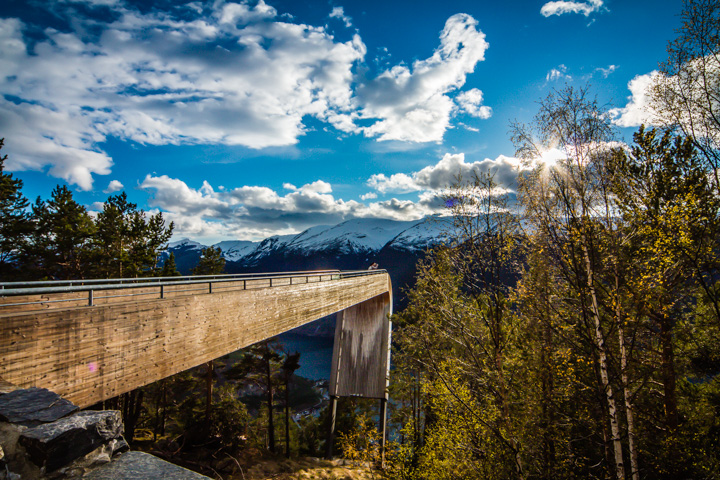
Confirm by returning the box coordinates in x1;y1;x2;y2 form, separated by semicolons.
378;3;720;477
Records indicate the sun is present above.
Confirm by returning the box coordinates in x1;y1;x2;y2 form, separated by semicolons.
533;147;566;172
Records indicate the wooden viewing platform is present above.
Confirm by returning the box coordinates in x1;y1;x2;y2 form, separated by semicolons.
0;270;392;408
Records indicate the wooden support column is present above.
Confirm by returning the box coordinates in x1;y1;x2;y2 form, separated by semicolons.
328;286;392;462
329;291;392;399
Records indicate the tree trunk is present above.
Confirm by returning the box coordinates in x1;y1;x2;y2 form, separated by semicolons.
161;380;167;436
285;376;291;458
657;313;679;432
615;273;639;480
540;288;555;480
205;361;213;429
266;360;276;453
582;240;625;480
122;389;144;444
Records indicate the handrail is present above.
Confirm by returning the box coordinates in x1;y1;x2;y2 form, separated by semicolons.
0;269;343;289
0;270;387;305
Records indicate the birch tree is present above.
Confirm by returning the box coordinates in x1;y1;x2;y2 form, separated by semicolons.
511;86;627;480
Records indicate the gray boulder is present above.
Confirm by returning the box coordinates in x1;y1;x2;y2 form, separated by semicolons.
19;410;123;472
83;451;212;480
0;388;77;427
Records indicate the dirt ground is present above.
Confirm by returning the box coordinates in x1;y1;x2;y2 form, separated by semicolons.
235;457;377;480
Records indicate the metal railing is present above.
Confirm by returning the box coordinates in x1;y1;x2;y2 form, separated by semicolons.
0;269;387;311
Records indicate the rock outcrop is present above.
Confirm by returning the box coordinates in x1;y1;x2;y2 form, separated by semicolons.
0;386;209;479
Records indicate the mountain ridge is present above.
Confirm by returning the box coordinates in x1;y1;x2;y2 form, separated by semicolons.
164;216;452;311
168;216;451;265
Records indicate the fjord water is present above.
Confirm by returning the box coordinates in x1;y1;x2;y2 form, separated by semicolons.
275;331;334;380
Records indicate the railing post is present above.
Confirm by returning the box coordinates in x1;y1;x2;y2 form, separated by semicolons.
88;289;94;306
160;285;165;299
209;282;212;294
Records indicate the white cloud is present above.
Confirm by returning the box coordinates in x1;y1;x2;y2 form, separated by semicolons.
367;152;522;194
455;88;492;119
300;180;333;194
139;175;437;241
0;99;113;190
596;64;618;78
329;6;352;27
541;0;604;17
217;0;277;25
103;180;124;193
136;150;526;241
546;64;571;82
0;3;365;188
59;0;123;5
1;6;493;188
367;173;419;194
356;14;489;143
139;175;234;217
609;71;659;127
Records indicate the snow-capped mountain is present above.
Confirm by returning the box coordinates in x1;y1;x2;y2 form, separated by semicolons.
165;216;451;309
384;217;452;252
286;218;422;253
212;240;257;262
168;238;204;250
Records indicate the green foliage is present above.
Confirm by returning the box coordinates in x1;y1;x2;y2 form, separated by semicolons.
0;139;33;279
389;90;720;479
159;252;181;277
192;246;225;275
209;384;250;449
23;185;96;279
387;172;531;479
93;192;173;278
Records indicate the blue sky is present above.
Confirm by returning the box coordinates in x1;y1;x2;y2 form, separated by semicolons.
1;0;681;243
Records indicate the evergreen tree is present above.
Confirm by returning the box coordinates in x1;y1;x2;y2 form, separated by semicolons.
282;351;301;458
0;139;33;280
227;339;283;453
93;192;173;278
192;246;225;275
24;185;95;280
609;126;720;477
159;252;181;277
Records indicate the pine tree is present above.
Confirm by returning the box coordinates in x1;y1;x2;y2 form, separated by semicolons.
227;339;283;453
609;126;720;477
191;246;225;275
282;352;301;458
93;192;173;278
159;252;181;277
24;185;95;280
0;139;33;280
